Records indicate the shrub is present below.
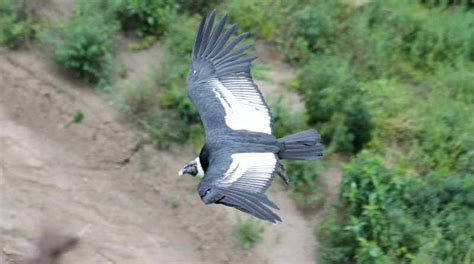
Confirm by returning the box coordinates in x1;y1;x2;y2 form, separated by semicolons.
297;56;357;125
342;97;373;153
268;96;305;138
232;215;265;250
110;76;190;150
360;0;474;70
224;0;278;39
319;151;474;263
114;0;177;38
139;108;188;149
286;161;325;210
40;1;119;84
0;0;36;49
224;0;304;40
120;80;158;117
407;94;474;175
157;15;200;124
295;2;341;53
177;0;222;15
73;111;84;123
285;36;311;65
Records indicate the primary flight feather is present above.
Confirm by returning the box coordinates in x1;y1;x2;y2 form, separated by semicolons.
179;10;323;223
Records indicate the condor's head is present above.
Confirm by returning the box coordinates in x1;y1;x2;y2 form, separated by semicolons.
178;157;205;177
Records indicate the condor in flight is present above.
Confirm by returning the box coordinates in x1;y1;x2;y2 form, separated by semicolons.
179;10;323;223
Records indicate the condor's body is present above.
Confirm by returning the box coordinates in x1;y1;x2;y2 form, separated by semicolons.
179;10;323;223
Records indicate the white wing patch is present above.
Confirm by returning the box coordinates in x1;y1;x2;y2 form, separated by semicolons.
219;152;277;193
210;77;271;134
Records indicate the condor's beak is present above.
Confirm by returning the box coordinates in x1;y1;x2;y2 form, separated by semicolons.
178;161;198;176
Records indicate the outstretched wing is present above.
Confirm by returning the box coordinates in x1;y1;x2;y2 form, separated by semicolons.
186;11;272;136
203;152;281;223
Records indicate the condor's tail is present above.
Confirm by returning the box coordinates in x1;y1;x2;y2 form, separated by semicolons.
277;129;323;160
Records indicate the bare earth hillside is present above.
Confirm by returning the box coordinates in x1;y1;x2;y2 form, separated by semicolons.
0;41;324;263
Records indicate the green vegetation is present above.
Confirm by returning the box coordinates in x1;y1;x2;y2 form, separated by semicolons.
127;36;156;51
157;15;200;124
176;0;222;15
269;98;325;209
40;1;119;84
232;215;265;250
216;0;474;262
147;14;211;149
284;1;474;263
286;161;325;210
116;14;201;149
268;96;305;138
112;78;188;149
319;152;474;263
114;0;177;38
0;0;36;49
73;111;84;123
167;197;180;209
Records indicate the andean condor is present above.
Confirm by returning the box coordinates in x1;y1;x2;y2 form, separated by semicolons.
178;10;323;223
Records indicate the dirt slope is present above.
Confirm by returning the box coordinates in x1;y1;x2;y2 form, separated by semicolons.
0;46;269;263
0;33;329;264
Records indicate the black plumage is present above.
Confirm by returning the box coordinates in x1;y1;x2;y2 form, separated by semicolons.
182;10;323;223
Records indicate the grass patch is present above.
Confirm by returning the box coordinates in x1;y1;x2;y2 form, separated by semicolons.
167;197;180;209
73;111;84;123
232;215;265;250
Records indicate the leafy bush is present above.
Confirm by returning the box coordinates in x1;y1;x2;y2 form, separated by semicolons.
138;108;189;149
40;1;119;84
109;15;201;149
224;0;305;40
73;111;84;123
232;215;265;250
341;97;373;153
286;161;325;210
0;0;36;49
297;56;357;125
319;152;474;263
224;0;278;39
114;0;177;38
177;0;222;15
110;76;189;149
285;36;312;65
120;80;158;117
157;15;200;124
407;94;474;175
295;2;340;53
268;96;305;138
212;1;474;263
360;0;474;70
297;55;368;152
